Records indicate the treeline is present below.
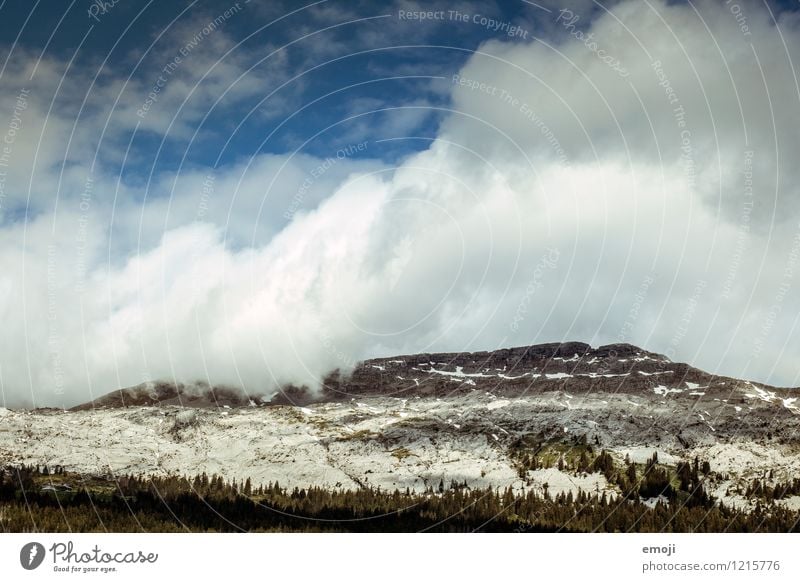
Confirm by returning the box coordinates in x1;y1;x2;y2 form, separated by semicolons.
743;477;800;502
512;437;713;507
1;465;798;532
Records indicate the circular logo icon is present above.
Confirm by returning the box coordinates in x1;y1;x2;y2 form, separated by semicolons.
20;542;46;570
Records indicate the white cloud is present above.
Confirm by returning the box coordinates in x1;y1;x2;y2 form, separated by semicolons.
2;0;800;407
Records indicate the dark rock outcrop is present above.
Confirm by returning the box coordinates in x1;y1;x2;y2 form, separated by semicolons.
71;342;796;411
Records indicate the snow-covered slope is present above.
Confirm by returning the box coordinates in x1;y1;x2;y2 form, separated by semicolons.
2;343;798;510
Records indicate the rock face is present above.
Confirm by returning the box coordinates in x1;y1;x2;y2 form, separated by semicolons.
70;381;265;411
328;341;737;400
4;342;799;512
72;342;797;413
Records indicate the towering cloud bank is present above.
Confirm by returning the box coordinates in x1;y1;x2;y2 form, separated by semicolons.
1;0;798;407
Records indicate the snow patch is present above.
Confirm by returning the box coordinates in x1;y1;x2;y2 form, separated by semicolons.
653;385;683;396
426;366;491;379
641;495;668;509
545;372;572;380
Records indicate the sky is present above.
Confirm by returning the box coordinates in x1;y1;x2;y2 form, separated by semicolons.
1;0;799;407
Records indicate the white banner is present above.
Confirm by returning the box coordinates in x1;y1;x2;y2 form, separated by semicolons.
0;533;796;581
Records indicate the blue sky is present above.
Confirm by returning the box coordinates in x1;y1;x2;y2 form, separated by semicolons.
1;0;796;181
0;0;545;176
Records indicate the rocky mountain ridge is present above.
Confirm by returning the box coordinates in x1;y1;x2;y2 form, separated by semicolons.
71;342;797;415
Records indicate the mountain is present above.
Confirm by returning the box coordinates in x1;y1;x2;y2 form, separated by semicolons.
69;381;266;410
2;342;799;516
73;341;795;415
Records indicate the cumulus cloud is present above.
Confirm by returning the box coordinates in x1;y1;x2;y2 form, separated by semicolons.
1;0;799;407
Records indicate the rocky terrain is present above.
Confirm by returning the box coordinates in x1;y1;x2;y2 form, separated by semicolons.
2;342;799;512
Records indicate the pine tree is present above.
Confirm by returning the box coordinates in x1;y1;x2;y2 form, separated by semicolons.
578;451;590;473
626;463;637;488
